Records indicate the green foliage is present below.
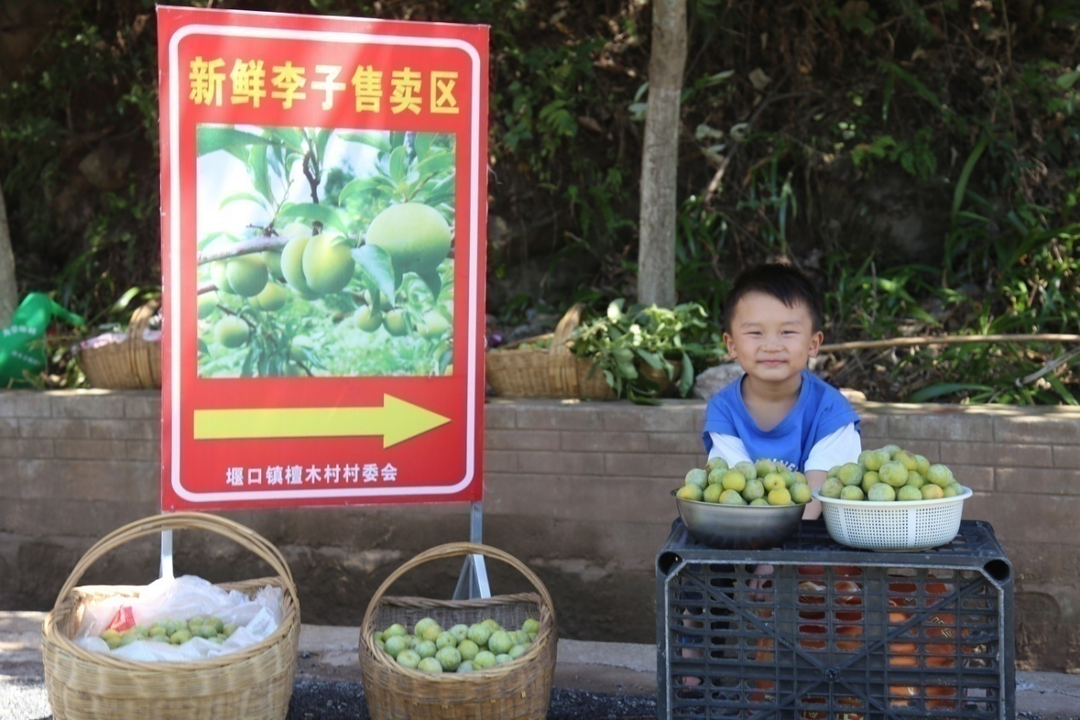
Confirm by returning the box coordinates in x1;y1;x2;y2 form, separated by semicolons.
2;0;1077;403
569;300;721;404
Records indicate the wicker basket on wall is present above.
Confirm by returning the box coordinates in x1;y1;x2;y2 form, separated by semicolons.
486;303;615;400
76;300;162;389
41;512;301;720
359;542;558;720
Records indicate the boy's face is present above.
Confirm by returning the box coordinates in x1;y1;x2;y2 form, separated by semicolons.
723;291;824;387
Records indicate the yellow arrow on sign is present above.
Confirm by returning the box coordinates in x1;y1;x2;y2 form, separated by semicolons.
193;394;451;448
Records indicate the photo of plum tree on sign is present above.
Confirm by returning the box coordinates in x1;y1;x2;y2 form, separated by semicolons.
195;126;456;378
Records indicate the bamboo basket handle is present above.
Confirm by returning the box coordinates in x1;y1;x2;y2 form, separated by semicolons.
53;512;295;610
128;299;160;340
126;299;160;388
362;542;556;629
548;303;584;359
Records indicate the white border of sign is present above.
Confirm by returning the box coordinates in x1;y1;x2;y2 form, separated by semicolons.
167;25;481;502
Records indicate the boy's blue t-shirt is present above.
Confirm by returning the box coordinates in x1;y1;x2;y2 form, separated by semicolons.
702;369;861;471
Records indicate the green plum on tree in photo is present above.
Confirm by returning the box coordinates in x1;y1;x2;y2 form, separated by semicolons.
302;233;356;294
197;292;218;319
417;310;451;339
383;308;411;336
263;250;285;281
251;281;289;311
365;202;452;277
212;261;235;294
281;235;319;297
214;316;250;348
225;254;270;297
353;305;383;332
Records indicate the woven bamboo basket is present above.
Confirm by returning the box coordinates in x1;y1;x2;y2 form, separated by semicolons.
41;512;301;720
359;542;558;720
77;300;161;389
486;303;615;400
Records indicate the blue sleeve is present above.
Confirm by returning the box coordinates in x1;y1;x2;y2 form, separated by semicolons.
701;392;738;454
814;391;862;441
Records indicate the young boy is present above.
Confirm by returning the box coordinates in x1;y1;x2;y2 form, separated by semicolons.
703;262;862;518
678;263;862;690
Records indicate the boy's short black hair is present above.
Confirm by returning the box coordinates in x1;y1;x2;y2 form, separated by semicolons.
724;263;824;333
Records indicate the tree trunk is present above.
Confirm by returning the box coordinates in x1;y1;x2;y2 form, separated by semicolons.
637;0;687;308
0;183;17;327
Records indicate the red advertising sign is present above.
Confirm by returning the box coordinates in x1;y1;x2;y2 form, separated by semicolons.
157;7;488;510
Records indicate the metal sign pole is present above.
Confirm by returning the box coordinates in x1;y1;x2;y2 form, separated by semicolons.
160;529;174;580
453;501;490;599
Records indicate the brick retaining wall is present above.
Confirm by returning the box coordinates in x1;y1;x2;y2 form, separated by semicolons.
0;390;1076;672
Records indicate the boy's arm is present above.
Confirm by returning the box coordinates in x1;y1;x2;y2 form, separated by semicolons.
803;423;862;520
802;470;827;519
707;432;753;467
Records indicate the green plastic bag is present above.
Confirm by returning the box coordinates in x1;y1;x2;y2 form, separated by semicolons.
0;293;85;387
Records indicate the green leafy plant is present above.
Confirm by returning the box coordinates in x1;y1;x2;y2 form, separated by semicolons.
568;300;721;404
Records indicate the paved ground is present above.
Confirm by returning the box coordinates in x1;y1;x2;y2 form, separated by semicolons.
3;611;1079;718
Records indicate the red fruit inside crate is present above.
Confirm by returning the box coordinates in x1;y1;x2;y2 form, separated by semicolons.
836;624;863;651
799;623;827;650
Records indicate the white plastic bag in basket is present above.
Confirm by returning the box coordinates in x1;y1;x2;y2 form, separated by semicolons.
74;574;283;662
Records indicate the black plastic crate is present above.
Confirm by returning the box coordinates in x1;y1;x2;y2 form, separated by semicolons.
656;518;1014;719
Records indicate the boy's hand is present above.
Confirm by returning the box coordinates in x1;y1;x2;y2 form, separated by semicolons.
802;469;826;520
